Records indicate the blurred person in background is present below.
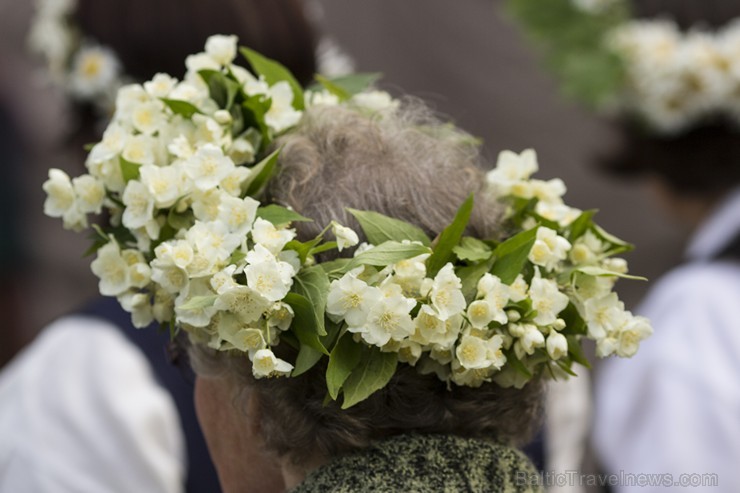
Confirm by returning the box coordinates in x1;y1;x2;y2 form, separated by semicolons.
588;1;740;491
0;0;321;491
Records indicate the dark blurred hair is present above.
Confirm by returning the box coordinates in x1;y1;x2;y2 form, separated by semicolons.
69;0;317;147
604;0;740;197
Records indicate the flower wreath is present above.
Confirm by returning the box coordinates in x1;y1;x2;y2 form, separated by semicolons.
43;35;651;408
508;0;740;134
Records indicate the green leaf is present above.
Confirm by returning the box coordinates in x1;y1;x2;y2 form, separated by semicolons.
119;156;142;183
453;236;493;262
559;302;587;336
426;194;475;277
167;206;194;231
457;260;493;303
241;96;271;148
574;265;647;281
568;209;596;242
256;204;312;225
244;149;280;197
292;266;330;336
292;345;323;377
314;74;351;100
341;346;397;409
283;293;329;355
84;224;111;257
490;227;539;285
592;224;634;254
503;348;533;378
347;208;431;246
326;331;364;400
161;98;203;118
178;295;218;311
566;335;592;369
198;69;241;110
240;47;305;110
344;241;432;273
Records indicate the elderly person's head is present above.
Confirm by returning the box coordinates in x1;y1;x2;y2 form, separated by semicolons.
190;102;544;492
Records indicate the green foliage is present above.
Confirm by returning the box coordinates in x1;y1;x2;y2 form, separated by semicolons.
453;236;493;263
506;0;630;107
161;98;203;118
119;156;141;183
567;209;597;242
256;204;312;225
344;241;432;272
326;331;364;400
198;69;241;110
284;293;329;355
243;148;280;196
426;194;475;277
490;227;539;285
292;266;331;336
574;265;646;281
347;208;431;246
240;47;305;110
340;345;398;409
313;73;381;99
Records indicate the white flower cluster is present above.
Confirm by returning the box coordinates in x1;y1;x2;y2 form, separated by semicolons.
486;149;652;380
29;0;125;112
607;19;740;133
570;0;621;15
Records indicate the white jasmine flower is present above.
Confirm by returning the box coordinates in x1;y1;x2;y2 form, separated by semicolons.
396;340;423;366
87;123;128;165
306;90;340;107
265;81;302;133
251;217;296;254
520;324;545;355
139;164;184;209
68;45;121;98
596;336;619;358
546;332;569;360
91;241;130;296
352;91;399;113
267;302;295;331
326;274;383;326
603;257;628;274
467;300;498;329
121;180;155;230
122;135;157;165
214;285;271;323
43;169;76;218
169;80;208;104
205;35;238;66
456;334;491;370
359;293;416;346
528;227;572;271
251;349;293;378
430;263;467;320
569;230;604;265
583;292;627;339
616;315;653;357
394;253;430;279
131;100;167;136
191;189;223;221
175;278;217;327
486;149;538;196
226;327;266;354
184;144;235;191
220;166;252;196
245;259;293;302
144;73;177;98
217;195;259;236
227;137;256;165
331;222;360;251
508;275;529;303
412;306;461;347
185;52;221;73
536;202;581;227
151;262;189;294
528;272;569;326
118;292;153;328
573;272;615;301
168;135;195;160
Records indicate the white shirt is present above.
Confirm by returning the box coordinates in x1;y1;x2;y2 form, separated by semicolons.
0;315;185;493
593;189;740;492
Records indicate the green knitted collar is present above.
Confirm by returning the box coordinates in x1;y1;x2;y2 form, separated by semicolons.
291;433;543;493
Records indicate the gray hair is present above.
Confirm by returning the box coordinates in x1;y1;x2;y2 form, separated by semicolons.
190;101;543;466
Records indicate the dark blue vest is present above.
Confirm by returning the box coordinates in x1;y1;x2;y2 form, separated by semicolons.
81;297;221;493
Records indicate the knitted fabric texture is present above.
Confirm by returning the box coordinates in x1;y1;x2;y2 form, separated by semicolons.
290;433;542;493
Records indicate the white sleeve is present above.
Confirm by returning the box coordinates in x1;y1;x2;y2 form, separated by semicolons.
0;315;186;493
593;264;740;492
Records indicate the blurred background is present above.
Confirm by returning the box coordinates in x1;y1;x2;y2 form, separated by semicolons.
0;0;687;368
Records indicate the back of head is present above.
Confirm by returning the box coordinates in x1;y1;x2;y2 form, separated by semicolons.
194;102;544;468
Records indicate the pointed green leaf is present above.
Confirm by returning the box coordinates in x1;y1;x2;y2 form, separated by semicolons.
559;302;587;336
490;226;539;285
119;156;141;183
244;148;280;196
566;335;592;369
326;331;363;400
347;209;431;246
453;236;493;262
314;74;351;100
161;98;203;118
457;260;493;303
198;69;241;110
292;266;330;336
284;293;328;355
593;224;634;253
574;265;646;281
341;346;397;409
344;241;432;272
240;47;305;110
256;204;312;225
167;206;194;231
426;194;475;277
568;209;597;242
320;73;381;96
292;345;323;376
503;348;533;378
